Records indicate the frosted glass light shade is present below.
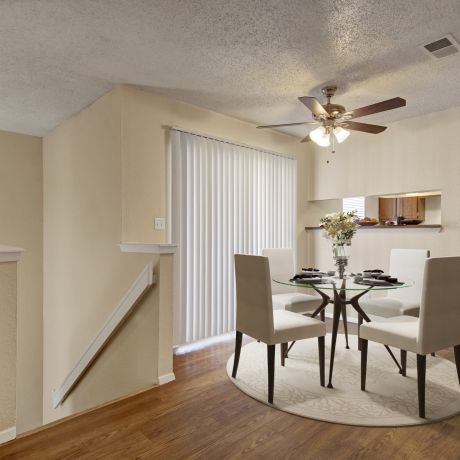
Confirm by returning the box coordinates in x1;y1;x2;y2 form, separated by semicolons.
309;126;330;147
333;126;350;143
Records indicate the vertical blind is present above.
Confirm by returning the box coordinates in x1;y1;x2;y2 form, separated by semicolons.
343;196;365;219
170;129;297;345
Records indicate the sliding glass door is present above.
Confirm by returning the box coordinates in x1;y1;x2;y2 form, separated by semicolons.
170;129;296;345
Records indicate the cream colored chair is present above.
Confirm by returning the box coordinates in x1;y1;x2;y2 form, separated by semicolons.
360;256;460;418
232;254;327;403
360;249;430;318
262;248;323;315
359;249;430;373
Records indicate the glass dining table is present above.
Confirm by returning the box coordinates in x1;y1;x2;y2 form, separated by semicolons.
273;276;413;389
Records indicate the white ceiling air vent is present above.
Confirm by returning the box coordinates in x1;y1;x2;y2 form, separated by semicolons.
421;34;459;59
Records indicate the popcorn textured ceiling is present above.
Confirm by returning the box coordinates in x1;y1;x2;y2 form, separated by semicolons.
1;0;460;136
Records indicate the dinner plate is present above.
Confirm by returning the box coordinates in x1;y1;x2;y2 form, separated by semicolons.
355;278;403;287
291;277;333;285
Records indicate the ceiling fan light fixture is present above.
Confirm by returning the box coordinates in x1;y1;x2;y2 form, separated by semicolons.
309;126;330;147
333;126;350;143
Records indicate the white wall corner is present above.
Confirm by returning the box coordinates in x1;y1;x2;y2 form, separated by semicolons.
0;426;16;445
158;372;176;385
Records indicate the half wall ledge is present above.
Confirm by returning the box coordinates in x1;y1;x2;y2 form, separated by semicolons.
0;245;22;444
0;245;24;262
119;243;177;254
305;225;442;231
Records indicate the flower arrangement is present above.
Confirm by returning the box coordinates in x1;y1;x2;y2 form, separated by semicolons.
319;211;358;245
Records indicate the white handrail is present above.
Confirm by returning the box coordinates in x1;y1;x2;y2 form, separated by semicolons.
52;262;156;408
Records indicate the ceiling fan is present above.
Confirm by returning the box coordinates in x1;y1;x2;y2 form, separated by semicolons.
257;86;406;148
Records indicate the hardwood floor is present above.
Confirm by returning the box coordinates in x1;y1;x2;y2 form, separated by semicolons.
1;322;460;459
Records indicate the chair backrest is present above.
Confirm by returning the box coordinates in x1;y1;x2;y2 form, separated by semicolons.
417;256;460;354
262;248;294;295
234;254;274;343
389;248;430;302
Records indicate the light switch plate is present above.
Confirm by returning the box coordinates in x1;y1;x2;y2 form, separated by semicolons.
154;217;166;230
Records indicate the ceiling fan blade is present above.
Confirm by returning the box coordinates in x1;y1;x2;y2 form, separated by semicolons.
300;134;312;143
298;96;329;117
257;121;317;129
344;121;387;134
349;97;406;119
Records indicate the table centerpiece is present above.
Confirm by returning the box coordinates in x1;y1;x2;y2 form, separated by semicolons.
320;211;358;278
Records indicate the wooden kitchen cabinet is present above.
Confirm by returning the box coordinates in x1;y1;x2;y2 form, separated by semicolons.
397;197;425;220
379;196;425;222
379;198;397;222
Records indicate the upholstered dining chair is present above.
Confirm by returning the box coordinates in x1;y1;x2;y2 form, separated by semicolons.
359;249;430;372
262;248;323;316
232;254;327;403
360;256;460;418
360;248;430;319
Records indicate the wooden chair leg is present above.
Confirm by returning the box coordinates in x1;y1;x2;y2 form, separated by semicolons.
318;336;325;387
361;339;368;391
341;304;350;349
281;343;287;367
400;350;407;377
231;331;243;378
417;354;426;418
358;315;363;351
320;309;325;322
454;345;460;385
267;345;275;403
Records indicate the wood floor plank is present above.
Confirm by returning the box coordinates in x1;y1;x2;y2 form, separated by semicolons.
1;322;460;459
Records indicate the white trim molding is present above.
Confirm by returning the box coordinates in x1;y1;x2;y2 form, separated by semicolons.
52;262;156;408
0;426;16;444
0;245;23;263
158;372;176;385
119;243;177;254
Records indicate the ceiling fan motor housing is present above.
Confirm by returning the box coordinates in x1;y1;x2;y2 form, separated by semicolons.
315;86;347;120
325;103;346;117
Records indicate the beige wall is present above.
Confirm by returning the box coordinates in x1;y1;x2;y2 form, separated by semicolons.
41;84;312;424
120;85;311;268
306;106;460;275
0;262;17;433
0;131;42;433
43;88;160;424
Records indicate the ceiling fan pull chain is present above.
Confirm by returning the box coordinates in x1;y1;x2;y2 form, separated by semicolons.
327;134;335;163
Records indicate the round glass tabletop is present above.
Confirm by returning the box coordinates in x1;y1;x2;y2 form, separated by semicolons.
273;276;414;291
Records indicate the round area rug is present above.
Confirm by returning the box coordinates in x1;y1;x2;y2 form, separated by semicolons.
226;334;460;426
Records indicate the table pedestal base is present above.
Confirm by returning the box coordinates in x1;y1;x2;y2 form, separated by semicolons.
287;281;403;389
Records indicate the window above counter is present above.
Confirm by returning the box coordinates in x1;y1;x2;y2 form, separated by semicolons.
306;190;442;230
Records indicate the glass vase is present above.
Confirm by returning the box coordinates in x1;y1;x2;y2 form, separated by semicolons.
332;242;351;279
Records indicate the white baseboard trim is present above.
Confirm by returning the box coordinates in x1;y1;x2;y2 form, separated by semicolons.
0;426;16;444
158;372;176;385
